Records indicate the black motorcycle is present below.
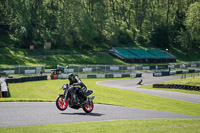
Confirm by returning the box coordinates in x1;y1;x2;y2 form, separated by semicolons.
56;84;95;113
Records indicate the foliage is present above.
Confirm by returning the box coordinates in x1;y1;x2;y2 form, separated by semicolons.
0;0;199;51
184;2;200;52
149;23;171;48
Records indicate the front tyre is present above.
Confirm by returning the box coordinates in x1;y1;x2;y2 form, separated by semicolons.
83;101;94;113
56;95;68;111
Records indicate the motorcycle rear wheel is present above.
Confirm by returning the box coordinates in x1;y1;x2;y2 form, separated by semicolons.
83;101;94;113
56;95;68;111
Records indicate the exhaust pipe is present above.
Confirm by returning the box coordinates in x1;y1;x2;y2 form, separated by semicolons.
89;96;95;102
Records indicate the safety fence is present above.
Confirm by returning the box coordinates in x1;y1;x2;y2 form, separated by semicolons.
56;73;142;79
0;65;45;75
0;61;200;75
57;62;200;75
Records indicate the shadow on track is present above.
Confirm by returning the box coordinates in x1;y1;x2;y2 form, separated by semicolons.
61;112;105;116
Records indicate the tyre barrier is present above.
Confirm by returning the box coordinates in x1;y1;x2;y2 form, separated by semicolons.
153;71;170;77
153;84;200;91
77;73;142;79
122;74;130;78
136;73;142;77
1;89;11;97
87;75;97;78
0;91;2;98
6;75;47;83
105;74;114;78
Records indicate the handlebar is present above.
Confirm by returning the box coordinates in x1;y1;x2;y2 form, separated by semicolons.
60;84;80;90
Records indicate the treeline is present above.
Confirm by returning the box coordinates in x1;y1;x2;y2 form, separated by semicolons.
0;0;200;54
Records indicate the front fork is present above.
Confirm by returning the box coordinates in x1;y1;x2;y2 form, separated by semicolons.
63;89;68;104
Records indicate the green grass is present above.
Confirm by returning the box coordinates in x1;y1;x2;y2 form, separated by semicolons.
0;46;127;68
169;45;200;62
139;76;200;95
1;119;200;133
0;48;127;68
1;78;200;116
162;76;200;86
172;73;200;77
139;84;200;95
1;47;200;68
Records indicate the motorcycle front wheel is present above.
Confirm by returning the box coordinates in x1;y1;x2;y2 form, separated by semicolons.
56;95;68;111
83;101;94;113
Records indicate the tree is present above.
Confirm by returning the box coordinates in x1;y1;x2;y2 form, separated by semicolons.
149;24;170;48
1;0;200;50
177;2;200;55
184;1;200;48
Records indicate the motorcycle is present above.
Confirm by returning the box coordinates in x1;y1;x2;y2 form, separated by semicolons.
56;84;95;113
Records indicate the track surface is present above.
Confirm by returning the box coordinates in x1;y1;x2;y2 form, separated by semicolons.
97;73;200;104
0;102;199;127
0;73;200;127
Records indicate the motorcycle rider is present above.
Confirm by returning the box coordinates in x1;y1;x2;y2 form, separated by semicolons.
68;73;87;103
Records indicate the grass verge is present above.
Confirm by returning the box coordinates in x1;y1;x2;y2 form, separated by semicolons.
1;78;200;116
0;47;127;67
0;53;127;68
161;76;200;86
1;118;200;133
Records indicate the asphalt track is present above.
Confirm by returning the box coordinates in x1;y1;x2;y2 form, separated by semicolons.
0;102;200;127
97;73;200;104
0;73;200;127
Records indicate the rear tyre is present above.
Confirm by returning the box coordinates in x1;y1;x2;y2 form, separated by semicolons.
56;95;68;111
83;101;94;113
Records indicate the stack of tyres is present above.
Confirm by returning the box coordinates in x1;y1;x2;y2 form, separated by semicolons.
189;69;195;73
0;82;2;98
42;75;47;80
33;76;39;81
176;70;183;74
87;75;96;78
20;77;26;82
136;73;142;77
6;78;21;83
105;74;114;78
162;71;170;76
122;74;130;78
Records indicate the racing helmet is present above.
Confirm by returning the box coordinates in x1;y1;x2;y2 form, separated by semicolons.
68;73;75;82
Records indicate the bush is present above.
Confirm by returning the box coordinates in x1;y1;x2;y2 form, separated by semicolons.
136;34;147;44
118;29;133;44
149;24;170;48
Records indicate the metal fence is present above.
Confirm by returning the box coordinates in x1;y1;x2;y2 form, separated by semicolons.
57;64;138;75
57;62;200;75
0;65;45;75
1;61;200;75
